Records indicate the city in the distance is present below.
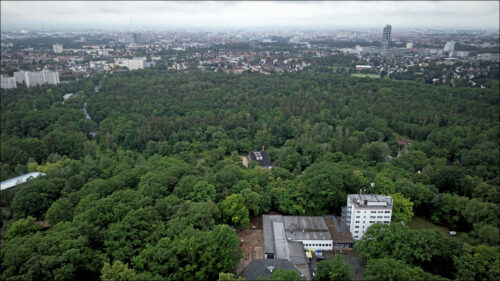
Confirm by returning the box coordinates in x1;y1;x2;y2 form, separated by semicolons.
1;1;499;281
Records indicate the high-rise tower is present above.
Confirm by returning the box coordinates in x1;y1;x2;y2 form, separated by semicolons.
382;24;391;49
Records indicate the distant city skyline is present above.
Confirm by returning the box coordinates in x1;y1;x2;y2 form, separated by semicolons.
1;1;499;31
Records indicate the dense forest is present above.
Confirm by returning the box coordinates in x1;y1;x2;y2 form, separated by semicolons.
1;68;499;280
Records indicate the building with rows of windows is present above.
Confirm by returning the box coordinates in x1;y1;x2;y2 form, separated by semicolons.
341;194;393;240
13;70;60;88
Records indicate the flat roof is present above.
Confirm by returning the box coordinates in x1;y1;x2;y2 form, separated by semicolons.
283;216;332;241
273;221;289;260
348;194;393;208
263;215;284;254
324;216;355;244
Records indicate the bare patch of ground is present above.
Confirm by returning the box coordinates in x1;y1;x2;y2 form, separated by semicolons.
235;216;264;275
240;155;249;167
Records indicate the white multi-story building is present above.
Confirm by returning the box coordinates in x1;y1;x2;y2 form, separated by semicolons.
477;53;500;62
115;58;145;70
341;194;393;240
53;43;63;53
1;77;17;89
443;41;455;53
13;70;60;88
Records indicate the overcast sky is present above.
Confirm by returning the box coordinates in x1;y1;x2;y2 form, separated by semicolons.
1;1;499;31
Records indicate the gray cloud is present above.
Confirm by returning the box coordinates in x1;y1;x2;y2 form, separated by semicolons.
1;1;498;30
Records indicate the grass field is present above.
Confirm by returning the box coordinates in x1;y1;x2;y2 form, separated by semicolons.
409;217;467;242
351;73;380;78
408;216;451;235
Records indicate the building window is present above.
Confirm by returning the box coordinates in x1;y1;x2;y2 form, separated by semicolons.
356;216;360;218
355;231;359;233
385;211;391;213
370;211;376;213
369;221;375;223
377;216;383;218
383;221;390;223
370;216;376;218
355;226;359;228
354;236;358;238
356;211;361;213
378;211;384;213
384;216;390;218
355;221;359;223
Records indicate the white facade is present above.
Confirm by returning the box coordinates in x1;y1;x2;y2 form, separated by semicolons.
300;240;333;252
341;194;393;240
116;58;145;70
443;41;455;53
1;77;17;89
356;65;372;70
282;216;333;252
13;71;60;88
14;71;26;83
449;50;469;58
477;53;500;62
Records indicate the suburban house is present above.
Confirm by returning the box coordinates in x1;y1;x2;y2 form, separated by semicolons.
248;148;273;169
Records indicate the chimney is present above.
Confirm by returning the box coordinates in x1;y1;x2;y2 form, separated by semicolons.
262;145;265;151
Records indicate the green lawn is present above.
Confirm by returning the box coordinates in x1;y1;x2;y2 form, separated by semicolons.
408;217;451;235
408;216;467;242
351;73;380;78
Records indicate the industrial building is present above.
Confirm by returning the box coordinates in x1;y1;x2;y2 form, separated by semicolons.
282;216;334;252
263;215;311;279
341;194;393;240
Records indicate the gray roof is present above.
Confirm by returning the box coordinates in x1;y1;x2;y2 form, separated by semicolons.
239;259;303;281
273;221;289;259
324;216;355;244
263;215;283;254
287;240;309;265
283;216;332;241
